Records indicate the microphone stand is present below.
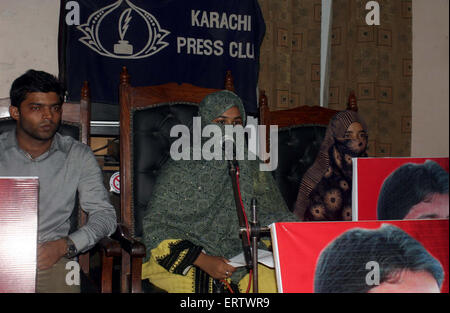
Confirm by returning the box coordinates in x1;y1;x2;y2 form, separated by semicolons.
228;160;270;293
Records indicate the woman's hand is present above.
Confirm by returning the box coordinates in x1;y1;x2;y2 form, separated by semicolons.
193;252;236;280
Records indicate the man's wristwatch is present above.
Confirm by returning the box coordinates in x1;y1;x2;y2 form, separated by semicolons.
64;236;78;259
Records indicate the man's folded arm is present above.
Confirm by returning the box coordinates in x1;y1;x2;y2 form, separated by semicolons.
70;146;117;253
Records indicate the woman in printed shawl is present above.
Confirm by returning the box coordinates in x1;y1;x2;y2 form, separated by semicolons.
293;110;368;221
141;90;298;293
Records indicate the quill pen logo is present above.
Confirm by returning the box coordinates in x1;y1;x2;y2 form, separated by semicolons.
77;0;170;59
115;8;133;54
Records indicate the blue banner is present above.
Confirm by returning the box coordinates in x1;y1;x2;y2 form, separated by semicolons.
59;0;265;118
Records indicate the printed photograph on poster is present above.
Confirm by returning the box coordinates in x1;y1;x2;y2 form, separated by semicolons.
352;157;449;221
270;220;449;293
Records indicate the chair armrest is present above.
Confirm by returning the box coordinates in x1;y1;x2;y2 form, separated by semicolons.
112;223;146;258
97;237;122;257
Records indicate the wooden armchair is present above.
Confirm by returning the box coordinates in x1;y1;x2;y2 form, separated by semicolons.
0;82;121;293
259;91;358;211
117;66;234;293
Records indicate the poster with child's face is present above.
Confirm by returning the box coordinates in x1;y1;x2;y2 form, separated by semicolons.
271;220;449;293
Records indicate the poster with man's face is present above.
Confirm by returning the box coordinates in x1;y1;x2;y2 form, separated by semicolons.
270;220;448;293
352;157;449;221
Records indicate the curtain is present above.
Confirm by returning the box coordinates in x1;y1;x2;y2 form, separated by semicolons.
258;0;322;110
258;0;412;157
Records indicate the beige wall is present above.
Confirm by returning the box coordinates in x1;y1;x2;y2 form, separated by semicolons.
412;0;449;157
0;1;449;157
0;0;60;97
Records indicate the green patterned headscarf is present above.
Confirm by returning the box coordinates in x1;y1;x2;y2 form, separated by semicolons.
142;90;298;279
198;89;247;126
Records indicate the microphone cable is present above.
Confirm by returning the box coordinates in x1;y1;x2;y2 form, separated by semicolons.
235;163;253;293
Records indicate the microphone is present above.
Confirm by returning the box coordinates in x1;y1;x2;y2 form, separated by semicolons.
221;134;237;163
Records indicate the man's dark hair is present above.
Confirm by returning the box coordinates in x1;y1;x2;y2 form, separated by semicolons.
9;69;65;109
314;224;444;293
377;160;449;220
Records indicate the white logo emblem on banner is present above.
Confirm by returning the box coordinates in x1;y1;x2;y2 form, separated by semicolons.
77;0;170;59
109;171;120;194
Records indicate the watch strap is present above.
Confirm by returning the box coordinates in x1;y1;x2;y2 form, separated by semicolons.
64;236;78;258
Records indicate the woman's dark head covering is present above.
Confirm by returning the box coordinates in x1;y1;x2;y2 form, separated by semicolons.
377;160;449;220
293;110;368;220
